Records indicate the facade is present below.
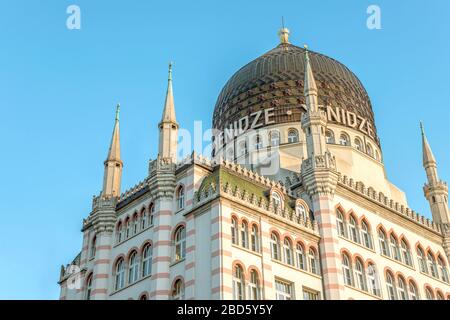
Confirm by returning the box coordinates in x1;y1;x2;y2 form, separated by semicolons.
58;28;450;300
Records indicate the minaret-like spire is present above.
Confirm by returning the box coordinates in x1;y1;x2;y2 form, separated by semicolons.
420;122;449;224
158;63;179;163
102;104;123;197
303;45;319;113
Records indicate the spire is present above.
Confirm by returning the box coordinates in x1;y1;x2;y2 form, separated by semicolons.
303;45;318;112
107;103;121;161
421;121;436;167
278;17;290;44
160;62;176;124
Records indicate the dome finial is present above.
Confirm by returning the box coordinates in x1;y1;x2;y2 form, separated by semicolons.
278;17;290;44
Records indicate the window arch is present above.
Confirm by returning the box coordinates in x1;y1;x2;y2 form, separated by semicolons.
389;234;400;261
90;236;97;259
283;238;294;266
172;279;184;300
436;290;445;300
309;248;319;275
132;213;139;235
366;143;374;157
408;281;419;300
287;128;299;143
114;258;125;291
378;229;389;256
140;208;147;230
248;269;261;300
176;186;185;210
354;138;363;152
271;192;282;210
342;253;353;286
250;225;260;252
270;232;281;261
174;226;186;261
270;130;280;147
339;132;350;146
348;215;359;243
336;209;346;237
149;203;155;226
142;243;153;277
296;242;306;270
85;273;93;300
425;286;434;300
360;220;372;249
354;258;366;291
296;203;307;222
417;247;427;273
232;264;245;300
367;263;380;296
128;251;139;284
116;222;123;243
386;271;396;300
397;276;408;300
241;221;249;248
139;294;148;300
427;252;438;278
438;256;449;283
231;216;238;245
325;129;335;144
125;217;131;239
400;239;412;266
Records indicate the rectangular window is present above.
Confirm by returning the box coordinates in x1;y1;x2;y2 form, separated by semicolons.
275;279;294;300
303;287;320;300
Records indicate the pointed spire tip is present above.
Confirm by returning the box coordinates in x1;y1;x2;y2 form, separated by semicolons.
115;103;120;121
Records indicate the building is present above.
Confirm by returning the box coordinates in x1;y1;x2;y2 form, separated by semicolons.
58;28;450;300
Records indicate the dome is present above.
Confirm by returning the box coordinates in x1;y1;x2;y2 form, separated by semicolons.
213;40;379;145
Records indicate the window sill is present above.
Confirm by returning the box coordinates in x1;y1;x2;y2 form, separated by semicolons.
231;244;262;257
271;258;322;279
110;274;153;296
419;270;450;286
114;224;154;248
344;284;382;300
170;258;185;268
380;253;416;271
338;235;376;253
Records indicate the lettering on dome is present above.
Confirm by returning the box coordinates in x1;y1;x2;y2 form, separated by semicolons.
326;105;375;138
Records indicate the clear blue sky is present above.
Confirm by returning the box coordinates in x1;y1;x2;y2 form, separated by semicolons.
0;0;448;299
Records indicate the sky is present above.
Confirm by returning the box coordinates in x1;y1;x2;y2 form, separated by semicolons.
0;0;449;300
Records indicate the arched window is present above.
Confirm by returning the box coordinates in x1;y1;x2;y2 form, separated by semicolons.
367;264;380;296
427;252;438;278
339;133;350;146
397;276;408;300
417;247;427;273
366;143;374;157
132;214;139;235
174;226;186;261
90;236;97;259
409;281;419;300
348;216;359;243
355;259;366;291
85;274;93;300
271;192;282;210
342;253;353;286
425;287;434;300
248;270;260;300
116;222;123;243
128;251;139;284
296;204;307;222
386;272;396;300
232;265;245;300
287;129;299;143
250;225;260;252
375;150;380;161
149;203;155;226
172;279;184;300
361;221;372;249
142;244;153;277
139;294;148;300
270;130;280;147
254;135;263;150
309;248;318;275
438;257;449;283
336;210;346;237
400;240;412;266
325;130;335;144
176;186;185;210
296;243;306;270
354;138;363;152
283;239;293;266
238;140;247;156
141;208;147;230
231;217;238;245
436;291;445;300
390;235;400;261
125;218;131;239
270;233;281;261
114;258;125;291
378;229;389;256
241;221;249;248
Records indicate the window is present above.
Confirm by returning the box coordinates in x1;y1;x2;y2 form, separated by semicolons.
116;222;123;243
238;141;247;156
176;186;185;210
142;244;153;277
275;279;293;300
397;277;408;300
90;236;97;259
342;254;353;286
128;251;139;284
336;210;346;237
271;192;282;210
325;130;335;144
366;143;374;157
296;243;306;270
125;218;131;239
232;265;245;300
386;272;396;300
361;221;372;249
417;247;427;273
255;135;263;150
251;225;260;252
303;288;320;300
400;240;412;266
114;259;125;291
390;235;400;261
139;294;148;300
378;230;389;256
172;279;184;300
438;257;449;283
132;215;139;235
141;209;147;229
425;287;434;300
174;226;186;261
270;130;280;147
309;248;319;275
287;129;299;143
283;239;294;266
241;221;249;248
296;204;307;222
270;233;281;261
85;274;93;300
354;138;363;152
231;217;238;245
367;264;380;296
339;133;350;146
436;291;445;300
355;259;366;291
248;270;260;300
149;203;155;226
427;253;438;278
348;216;359;243
409;281;419;300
